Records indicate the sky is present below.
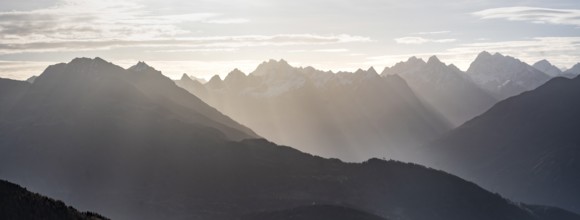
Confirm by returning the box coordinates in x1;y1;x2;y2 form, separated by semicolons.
0;0;579;80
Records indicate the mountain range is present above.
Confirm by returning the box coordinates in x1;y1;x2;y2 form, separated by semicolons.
1;57;578;220
466;51;552;100
381;55;496;126
177;59;450;162
422;74;580;213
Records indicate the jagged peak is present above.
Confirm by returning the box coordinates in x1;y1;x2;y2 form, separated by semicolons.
251;58;295;76
209;74;222;82
427;55;442;64
380;67;390;75
405;56;426;65
534;59;550;65
129;61;156;72
354;68;365;75
68;57;109;66
365;66;377;75
228;68;245;76
180;73;193;81
477;51;493;58
224;68;246;81
448;64;462;72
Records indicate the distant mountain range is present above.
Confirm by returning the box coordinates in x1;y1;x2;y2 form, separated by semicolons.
1;57;578;220
175;52;576;162
0;179;107;220
466;51;552;100
176;59;450;162
423;74;580;213
382;55;496;126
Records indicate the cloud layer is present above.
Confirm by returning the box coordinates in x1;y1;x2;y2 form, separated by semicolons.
473;7;580;27
394;37;456;44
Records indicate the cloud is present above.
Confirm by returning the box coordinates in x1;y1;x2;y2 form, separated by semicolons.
204;18;250;24
473;7;580;26
0;0;250;44
0;34;371;55
0;0;370;55
289;48;350;53
414;31;451;35
394;36;456;44
0;60;55;80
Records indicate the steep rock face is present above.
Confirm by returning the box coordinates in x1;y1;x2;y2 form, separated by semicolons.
382;56;496;126
178;59;450;162
423;75;580;213
467;51;551;100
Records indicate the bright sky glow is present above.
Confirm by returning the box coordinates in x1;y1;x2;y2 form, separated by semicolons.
0;0;578;80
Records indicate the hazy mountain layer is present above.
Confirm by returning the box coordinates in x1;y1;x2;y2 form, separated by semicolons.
176;59;451;162
382;56;496;126
423;75;580;213
0;58;575;220
467;51;551;100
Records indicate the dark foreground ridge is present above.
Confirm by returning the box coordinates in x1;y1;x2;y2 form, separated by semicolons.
240;204;388;220
0;179;108;220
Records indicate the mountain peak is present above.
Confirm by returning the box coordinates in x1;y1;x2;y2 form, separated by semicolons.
224;68;246;82
129;61;156;72
533;59;563;77
564;63;580;76
477;51;493;59
228;68;245;76
367;66;378;75
534;59;550;66
180;73;193;82
406;56;426;65
209;74;221;82
251;59;295;76
427;55;442;64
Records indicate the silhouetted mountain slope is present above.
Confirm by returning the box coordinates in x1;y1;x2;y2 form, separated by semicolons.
0;58;577;220
176;59;450;162
26;75;38;83
0;78;29;117
382;56;496;126
175;73;208;98
424;75;580;213
467;51;551;100
240;205;388;220
6;58;256;141
0;179;108;220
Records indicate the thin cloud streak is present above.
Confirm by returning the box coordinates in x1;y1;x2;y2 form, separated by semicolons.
0;34;371;55
473;7;580;26
394;37;456;44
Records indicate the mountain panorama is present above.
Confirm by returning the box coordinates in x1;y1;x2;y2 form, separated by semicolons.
1;50;580;220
